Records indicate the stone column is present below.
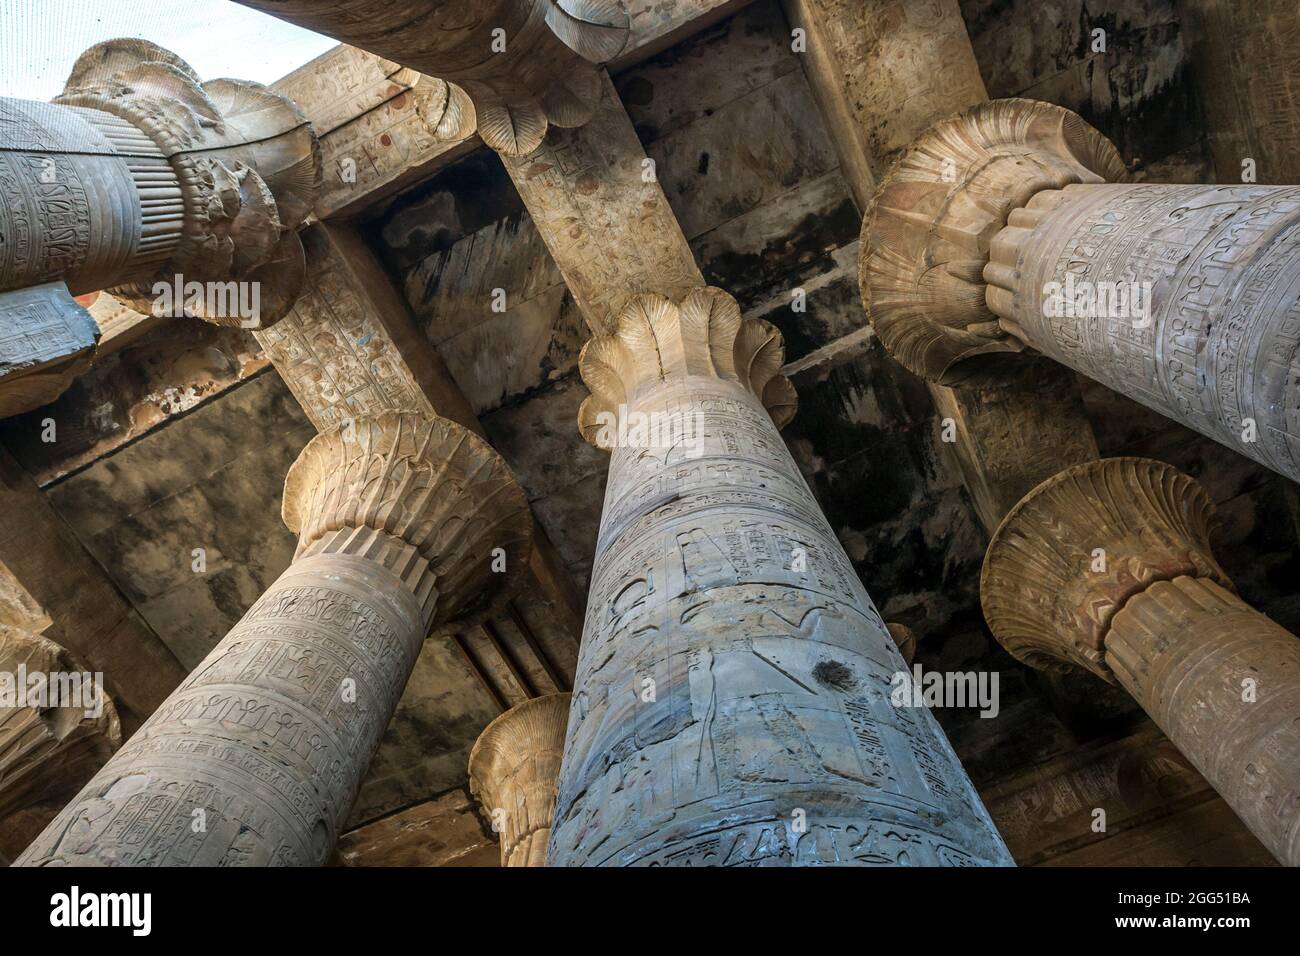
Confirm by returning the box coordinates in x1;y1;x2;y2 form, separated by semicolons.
0;38;319;416
0;627;121;863
469;692;570;867
982;457;1300;866
16;412;532;866
860;98;1300;485
550;287;1012;867
234;0;630;157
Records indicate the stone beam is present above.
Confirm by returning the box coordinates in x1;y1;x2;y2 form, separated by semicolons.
268;2;748;221
780;0;1100;534
0;446;187;724
253;221;586;678
1180;0;1300;185
0;39;320;416
982;457;1300;866
17;412;532;866
502;70;704;333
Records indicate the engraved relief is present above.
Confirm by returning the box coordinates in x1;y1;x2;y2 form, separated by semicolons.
982;457;1300;866
549;288;1012;866
15;413;532;866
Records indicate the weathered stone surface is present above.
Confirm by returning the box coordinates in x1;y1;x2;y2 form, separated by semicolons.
774;2;1102;538
985;179;1300;485
0;446;186;725
0;628;121;862
337;786;499;866
1181;0;1300;185
859;99;1129;386
982;722;1274;866
552;288;1011;866
983;457;1300;865
272;47;478;221
237;0;630;156
17;412;532;866
0;39;319;416
255;220;585;679
469;692;570;866
961;0;1204;173
0;284;100;419
504;71;704;333
782;0;987;210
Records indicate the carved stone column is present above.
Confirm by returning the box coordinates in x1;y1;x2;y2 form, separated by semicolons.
860;98;1300;485
0;39;319;416
234;0;630;156
0;627;121;863
16;412;532;866
982;457;1300;865
469;692;570;867
550;288;1012;867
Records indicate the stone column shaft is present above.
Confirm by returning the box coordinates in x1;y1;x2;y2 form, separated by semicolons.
860;98;1300;487
551;288;1012;867
985;182;1300;485
16;413;532;866
982;458;1300;865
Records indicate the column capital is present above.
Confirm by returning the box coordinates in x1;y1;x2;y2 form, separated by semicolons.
0;627;120;848
235;0;630;156
858;98;1127;386
577;287;798;448
52;38;321;328
468;692;570;867
981;458;1231;681
283;412;533;628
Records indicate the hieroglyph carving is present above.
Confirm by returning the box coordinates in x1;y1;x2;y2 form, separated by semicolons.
860;98;1300;486
16;413;532;866
0;39;321;415
236;1;630;156
550;288;1012;866
982;458;1300;865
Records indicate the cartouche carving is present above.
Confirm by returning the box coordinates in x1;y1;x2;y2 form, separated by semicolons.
982;458;1300;865
15;412;531;866
234;1;630;156
469;692;570;866
550;287;1012;867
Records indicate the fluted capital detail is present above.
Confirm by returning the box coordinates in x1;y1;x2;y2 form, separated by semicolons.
577;288;798;448
887;623;918;665
981;458;1231;682
283;412;533;628
56;38;321;328
469;692;570;866
0;627;121;826
859;98;1127;386
235;1;629;157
